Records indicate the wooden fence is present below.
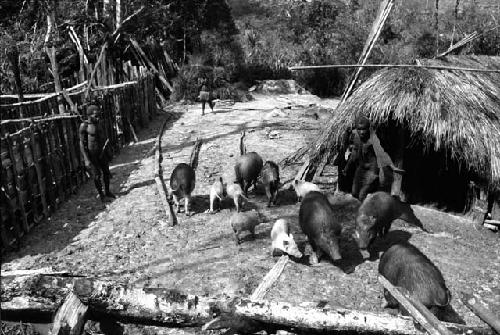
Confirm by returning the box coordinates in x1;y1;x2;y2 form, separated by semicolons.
0;74;156;251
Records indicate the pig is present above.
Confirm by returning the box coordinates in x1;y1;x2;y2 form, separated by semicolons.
354;191;429;253
299;191;342;265
379;242;451;320
234;152;263;196
261;161;280;207
226;182;249;212
270;219;303;258
170;163;196;216
293;180;321;202
209;177;226;213
230;210;261;244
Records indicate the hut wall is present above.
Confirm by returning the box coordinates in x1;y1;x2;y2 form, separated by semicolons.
0;74;157;251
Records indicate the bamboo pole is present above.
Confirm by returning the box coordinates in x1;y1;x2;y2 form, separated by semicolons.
289;63;500;73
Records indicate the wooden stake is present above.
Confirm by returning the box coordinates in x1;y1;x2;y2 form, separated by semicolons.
29;126;49;218
5;134;30;233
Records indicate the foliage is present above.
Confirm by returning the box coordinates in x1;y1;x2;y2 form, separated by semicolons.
232;0;500;97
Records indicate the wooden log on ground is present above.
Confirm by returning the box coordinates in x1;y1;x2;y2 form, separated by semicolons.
460;292;500;334
251;256;288;301
1;274;493;335
49;292;88;335
379;275;452;335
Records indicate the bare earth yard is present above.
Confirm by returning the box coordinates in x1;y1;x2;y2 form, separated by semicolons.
2;93;499;334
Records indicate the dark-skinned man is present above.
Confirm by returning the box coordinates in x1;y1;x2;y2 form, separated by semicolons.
79;104;115;202
343;116;404;201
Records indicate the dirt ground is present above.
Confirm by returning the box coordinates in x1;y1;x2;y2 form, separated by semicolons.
2;93;499;334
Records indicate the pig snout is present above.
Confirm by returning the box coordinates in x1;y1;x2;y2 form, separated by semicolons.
328;240;342;261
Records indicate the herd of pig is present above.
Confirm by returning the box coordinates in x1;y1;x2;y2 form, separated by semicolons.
169;145;455;322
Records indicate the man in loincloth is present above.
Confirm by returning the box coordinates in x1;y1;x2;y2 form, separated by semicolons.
79;104;115;202
199;82;214;116
343;116;404;201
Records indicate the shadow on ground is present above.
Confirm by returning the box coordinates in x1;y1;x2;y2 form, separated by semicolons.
2;112;179;264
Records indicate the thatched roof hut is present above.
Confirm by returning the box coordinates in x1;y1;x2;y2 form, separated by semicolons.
330;55;500;211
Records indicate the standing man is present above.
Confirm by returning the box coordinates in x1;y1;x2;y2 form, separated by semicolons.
79;104;115;202
343;116;404;201
199;80;214;116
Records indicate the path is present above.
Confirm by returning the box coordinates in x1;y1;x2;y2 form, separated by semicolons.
2;93;499;332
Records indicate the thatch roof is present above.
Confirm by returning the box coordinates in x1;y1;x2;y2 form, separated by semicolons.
329;55;500;187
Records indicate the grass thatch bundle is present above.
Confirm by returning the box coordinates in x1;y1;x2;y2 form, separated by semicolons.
297;55;500;188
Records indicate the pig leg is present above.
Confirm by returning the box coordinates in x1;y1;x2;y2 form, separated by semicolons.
250;227;256;239
233;230;241;245
233;196;240;212
184;195;192;216
209;193;215;213
265;186;272;207
173;194;181;213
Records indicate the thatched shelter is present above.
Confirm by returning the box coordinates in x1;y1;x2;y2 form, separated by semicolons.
329;55;500;212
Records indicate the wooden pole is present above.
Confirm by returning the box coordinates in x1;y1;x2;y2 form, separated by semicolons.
289;63;500;73
155;116;178;226
44;0;66;114
6;45;24;105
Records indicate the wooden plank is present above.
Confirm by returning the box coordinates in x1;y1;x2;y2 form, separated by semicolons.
378;275;452;335
49;292;88;335
460;292;500;334
5;134;30;233
29;126;49;218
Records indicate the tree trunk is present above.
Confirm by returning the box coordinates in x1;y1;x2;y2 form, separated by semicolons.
6;45;24;105
0;274;493;335
45;0;65;114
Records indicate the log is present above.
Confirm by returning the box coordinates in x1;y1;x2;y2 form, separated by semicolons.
0;274;493;335
460;292;500;334
49;292;88;335
250;256;288;301
379;275;452;335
